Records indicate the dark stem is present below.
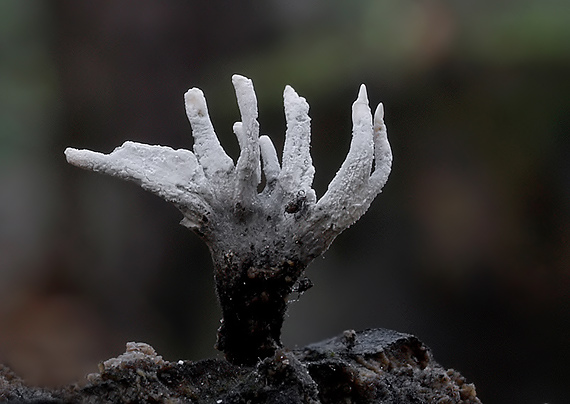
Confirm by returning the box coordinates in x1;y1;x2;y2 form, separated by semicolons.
212;253;306;365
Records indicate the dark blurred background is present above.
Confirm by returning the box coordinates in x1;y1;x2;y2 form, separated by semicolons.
1;0;569;402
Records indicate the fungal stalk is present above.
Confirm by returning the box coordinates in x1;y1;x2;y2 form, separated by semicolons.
65;75;392;365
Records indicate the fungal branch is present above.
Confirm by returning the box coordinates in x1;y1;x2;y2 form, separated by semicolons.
65;75;392;365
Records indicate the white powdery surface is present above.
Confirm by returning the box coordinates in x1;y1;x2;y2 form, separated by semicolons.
85;342;164;383
65;75;392;264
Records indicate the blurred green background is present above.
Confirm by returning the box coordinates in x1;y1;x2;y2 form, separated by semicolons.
1;0;569;402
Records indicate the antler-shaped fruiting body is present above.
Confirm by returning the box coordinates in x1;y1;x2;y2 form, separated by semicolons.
65;75;392;365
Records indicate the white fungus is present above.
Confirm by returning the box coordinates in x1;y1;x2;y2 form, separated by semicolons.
65;75;392;261
65;74;393;363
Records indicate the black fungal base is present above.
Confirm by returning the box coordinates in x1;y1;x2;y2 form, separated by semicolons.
213;256;308;366
0;328;481;403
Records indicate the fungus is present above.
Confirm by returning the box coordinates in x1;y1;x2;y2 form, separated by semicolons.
65;75;392;365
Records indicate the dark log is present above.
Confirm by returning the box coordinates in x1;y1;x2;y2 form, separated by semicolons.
0;329;481;403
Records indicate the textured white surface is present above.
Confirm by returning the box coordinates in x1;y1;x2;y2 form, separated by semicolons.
65;75;392;262
100;342;164;371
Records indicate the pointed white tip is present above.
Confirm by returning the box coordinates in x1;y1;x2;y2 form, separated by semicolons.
284;85;296;97
352;84;371;123
374;103;384;123
283;84;309;114
259;135;280;182
284;83;308;102
357;84;368;104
